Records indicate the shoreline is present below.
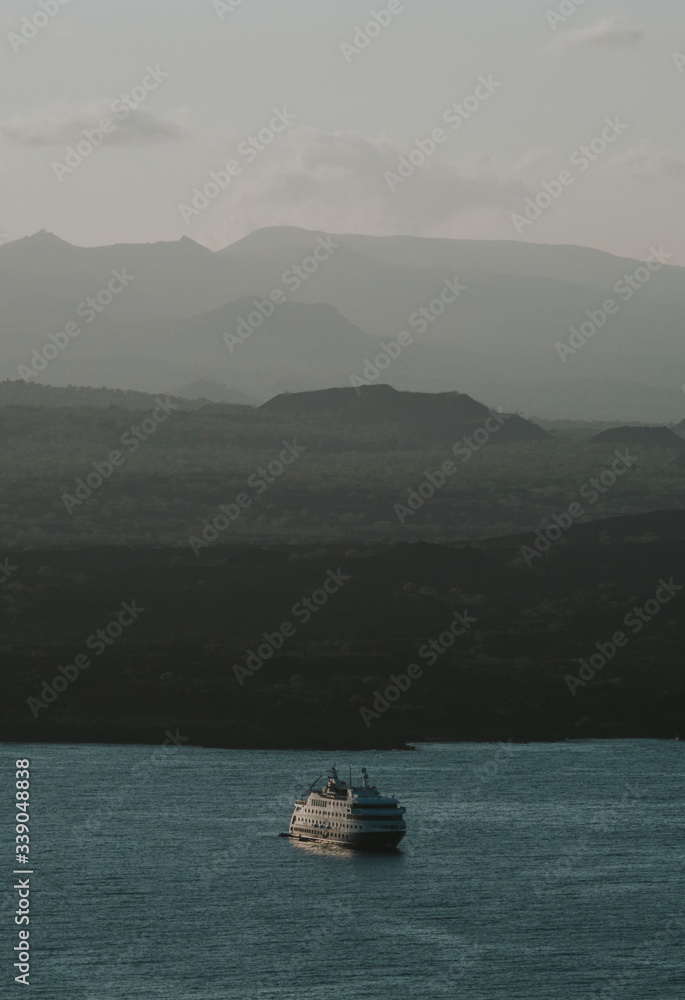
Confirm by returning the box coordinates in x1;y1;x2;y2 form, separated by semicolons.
1;733;681;750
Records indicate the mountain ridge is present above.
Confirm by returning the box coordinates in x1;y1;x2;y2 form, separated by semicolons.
2;227;683;420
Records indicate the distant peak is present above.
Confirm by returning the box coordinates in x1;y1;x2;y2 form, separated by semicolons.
176;235;206;248
148;235;212;254
219;225;331;254
20;230;72;246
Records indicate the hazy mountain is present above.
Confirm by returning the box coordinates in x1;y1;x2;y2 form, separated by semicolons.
2;227;684;421
0;230;232;321
0;380;225;411
222;228;685;415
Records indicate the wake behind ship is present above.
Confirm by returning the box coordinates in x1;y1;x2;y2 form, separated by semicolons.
286;767;406;850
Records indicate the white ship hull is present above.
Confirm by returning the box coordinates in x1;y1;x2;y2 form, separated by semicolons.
286;767;406;851
288;829;405;850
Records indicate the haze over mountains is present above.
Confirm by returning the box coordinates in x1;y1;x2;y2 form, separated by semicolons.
2;227;683;422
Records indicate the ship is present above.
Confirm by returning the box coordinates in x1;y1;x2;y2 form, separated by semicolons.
285;766;406;850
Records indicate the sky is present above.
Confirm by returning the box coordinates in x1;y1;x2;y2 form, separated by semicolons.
0;0;683;261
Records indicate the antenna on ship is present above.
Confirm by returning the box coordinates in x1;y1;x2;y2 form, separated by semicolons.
306;775;323;795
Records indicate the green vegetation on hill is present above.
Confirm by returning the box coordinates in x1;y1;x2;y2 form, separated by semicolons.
0;390;683;549
1;384;683;748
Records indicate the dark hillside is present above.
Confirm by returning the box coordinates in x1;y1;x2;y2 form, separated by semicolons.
260;386;550;443
2;513;683;749
591;426;685;450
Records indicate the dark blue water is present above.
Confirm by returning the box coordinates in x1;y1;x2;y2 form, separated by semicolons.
2;741;684;998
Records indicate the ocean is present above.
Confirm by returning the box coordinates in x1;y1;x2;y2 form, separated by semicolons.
2;740;683;998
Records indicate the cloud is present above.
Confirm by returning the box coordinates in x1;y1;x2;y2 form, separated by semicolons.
549;17;645;51
614;141;685;180
0;101;189;146
191;126;529;244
